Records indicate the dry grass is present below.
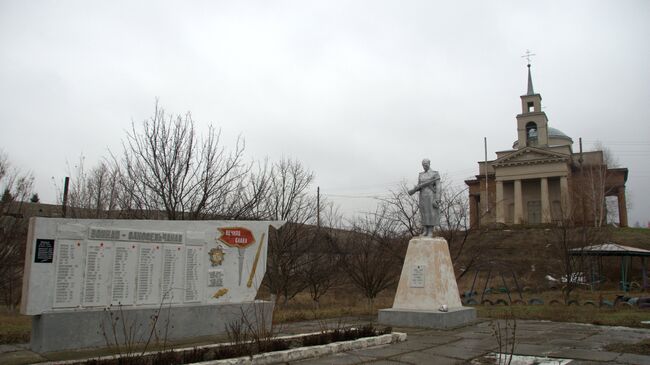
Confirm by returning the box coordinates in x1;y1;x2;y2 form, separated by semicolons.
478;304;650;328
465;288;641;303
271;287;650;331
465;288;650;328
272;290;394;323
0;308;30;344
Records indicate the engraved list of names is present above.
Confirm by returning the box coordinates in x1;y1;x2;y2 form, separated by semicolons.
136;245;163;305
82;242;113;306
53;240;84;308
111;242;138;305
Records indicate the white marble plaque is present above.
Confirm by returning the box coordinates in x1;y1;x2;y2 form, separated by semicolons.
136;244;163;305
82;241;113;307
161;245;184;303
111;242;138;305
409;265;426;288
21;218;283;315
53;240;85;308
184;245;203;302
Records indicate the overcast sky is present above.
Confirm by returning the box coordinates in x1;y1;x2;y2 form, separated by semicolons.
1;0;649;225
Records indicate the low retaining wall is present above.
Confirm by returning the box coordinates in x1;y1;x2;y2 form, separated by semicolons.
31;301;273;353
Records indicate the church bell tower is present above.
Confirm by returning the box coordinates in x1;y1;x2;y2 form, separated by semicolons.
516;63;549;149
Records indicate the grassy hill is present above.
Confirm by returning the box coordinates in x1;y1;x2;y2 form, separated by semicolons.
453;227;650;292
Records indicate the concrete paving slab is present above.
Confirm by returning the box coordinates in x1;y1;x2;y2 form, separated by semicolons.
381;340;438;352
542;331;593;340
290;352;374;364
585;334;639;347
402;328;448;336
554;348;620;362
511;343;562;357
547;338;597;349
423;343;490;361
400;334;462;346
454;330;493;339
346;341;432;359
451;337;498;351
364;360;410;365
388;351;462;365
515;333;556;343
615;352;650;364
600;330;650;342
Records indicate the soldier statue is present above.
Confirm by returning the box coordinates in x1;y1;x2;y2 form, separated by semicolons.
408;158;441;237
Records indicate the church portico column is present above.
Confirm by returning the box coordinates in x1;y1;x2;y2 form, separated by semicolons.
560;176;569;220
496;180;505;224
514;179;523;224
541;177;550;223
618;186;628;227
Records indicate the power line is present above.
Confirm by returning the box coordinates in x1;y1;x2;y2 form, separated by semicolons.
324;193;390;200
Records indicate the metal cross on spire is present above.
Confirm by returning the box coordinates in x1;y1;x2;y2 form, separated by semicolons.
522;50;536;95
521;49;536;67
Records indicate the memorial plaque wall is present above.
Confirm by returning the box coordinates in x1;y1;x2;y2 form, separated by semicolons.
21;218;283;315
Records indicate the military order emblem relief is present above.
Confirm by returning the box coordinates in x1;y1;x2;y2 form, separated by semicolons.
208;246;225;266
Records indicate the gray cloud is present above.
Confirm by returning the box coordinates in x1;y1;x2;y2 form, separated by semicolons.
1;0;649;224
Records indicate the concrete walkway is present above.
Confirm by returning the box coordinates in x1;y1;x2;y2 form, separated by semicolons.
284;318;650;364
1;317;649;364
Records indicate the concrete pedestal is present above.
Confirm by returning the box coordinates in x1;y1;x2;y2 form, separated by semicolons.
379;237;475;329
30;300;273;353
379;307;476;329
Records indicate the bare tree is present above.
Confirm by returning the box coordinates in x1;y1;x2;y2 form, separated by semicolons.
436;183;486;280
117;101;252;220
380;182;419;237
218;159;273;220
576;142;620;227
381;177;483;280
59;156;121;218
0;151;33;307
300;233;340;309
336;205;403;309
263;158;318;305
300;203;344;308
545;203;610;303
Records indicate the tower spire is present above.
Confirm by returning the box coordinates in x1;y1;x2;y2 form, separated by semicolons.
521;49;536;95
527;64;535;95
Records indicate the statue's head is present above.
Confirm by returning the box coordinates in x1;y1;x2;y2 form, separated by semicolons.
422;158;430;171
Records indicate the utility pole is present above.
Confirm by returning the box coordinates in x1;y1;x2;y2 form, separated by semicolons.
317;186;320;229
579;137;587;226
62;176;70;218
484;137;489;213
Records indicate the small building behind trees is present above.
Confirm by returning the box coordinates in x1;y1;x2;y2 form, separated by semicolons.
466;65;628;228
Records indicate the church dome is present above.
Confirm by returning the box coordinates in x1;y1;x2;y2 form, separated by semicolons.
548;127;573;146
548;127;570;139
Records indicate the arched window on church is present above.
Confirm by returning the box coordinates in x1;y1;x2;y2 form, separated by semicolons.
526;122;538;146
